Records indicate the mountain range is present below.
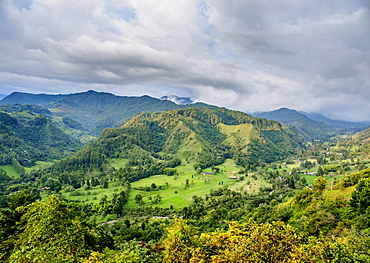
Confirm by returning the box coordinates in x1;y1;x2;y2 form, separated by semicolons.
253;107;367;140
0;90;213;137
1;90;368;146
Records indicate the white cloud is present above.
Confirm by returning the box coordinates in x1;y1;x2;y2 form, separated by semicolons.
0;0;369;121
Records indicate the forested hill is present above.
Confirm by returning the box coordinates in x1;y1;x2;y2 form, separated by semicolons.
253;107;335;140
0;92;67;105
0;109;81;167
0;90;216;136
28;107;301;188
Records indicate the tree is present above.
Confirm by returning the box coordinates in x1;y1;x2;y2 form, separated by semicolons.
135;194;143;204
8;195;97;262
0;191;38;259
112;190;128;217
103;179;109;189
164;168;177;176
313;176;327;191
162;219;198;263
152;195;162;204
316;166;324;177
45;178;61;192
350;178;370;214
92;177;100;187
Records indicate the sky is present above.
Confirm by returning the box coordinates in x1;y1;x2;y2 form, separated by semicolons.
0;0;369;121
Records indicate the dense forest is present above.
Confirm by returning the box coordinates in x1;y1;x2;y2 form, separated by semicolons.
1;96;370;262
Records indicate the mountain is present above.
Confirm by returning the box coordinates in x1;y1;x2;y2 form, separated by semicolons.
0;92;66;105
300;112;367;133
253;108;335;140
160;95;194;105
0;94;6;100
0;108;81;167
0;90;215;136
35;107;301;186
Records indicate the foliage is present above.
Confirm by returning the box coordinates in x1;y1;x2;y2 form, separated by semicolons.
0;110;81;167
350;177;370;214
160;219;370;262
6;196;106;263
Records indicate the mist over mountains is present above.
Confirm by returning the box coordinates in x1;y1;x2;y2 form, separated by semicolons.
160;95;194;105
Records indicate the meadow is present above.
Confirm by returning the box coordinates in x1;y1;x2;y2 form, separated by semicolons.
60;158;272;209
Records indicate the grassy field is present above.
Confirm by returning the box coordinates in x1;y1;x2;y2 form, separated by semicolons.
1;161;55;178
41;154;355;210
60;182;124;204
24;161;54;173
0;165;19;178
126;159;245;209
109;158;129;169
57;158;271;210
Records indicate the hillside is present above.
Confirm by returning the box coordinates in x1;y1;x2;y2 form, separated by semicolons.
352;126;370;142
253;107;335;140
100;107;299;165
0;108;81;168
0;90;216;136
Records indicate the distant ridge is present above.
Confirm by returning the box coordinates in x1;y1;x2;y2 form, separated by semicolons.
0;91;67;105
299;112;367;133
253;108;335;140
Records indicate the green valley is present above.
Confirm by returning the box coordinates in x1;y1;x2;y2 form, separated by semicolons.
1;95;370;262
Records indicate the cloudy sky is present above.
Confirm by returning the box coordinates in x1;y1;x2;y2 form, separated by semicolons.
0;0;369;121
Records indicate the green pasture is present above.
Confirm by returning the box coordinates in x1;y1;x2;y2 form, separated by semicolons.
56;158;259;210
0;165;19;178
62;182;123;204
1;161;54;178
127;161;241;209
24;161;54;173
109;158;129;169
